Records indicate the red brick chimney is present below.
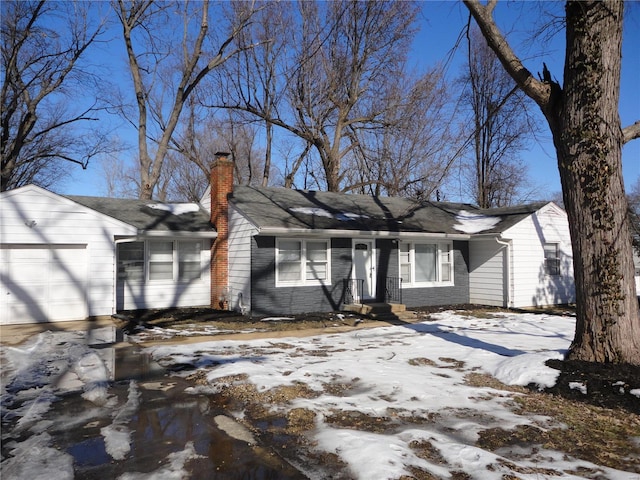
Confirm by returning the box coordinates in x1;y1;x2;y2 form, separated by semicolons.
211;152;233;309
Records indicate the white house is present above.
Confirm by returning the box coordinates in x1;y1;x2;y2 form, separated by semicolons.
468;202;575;308
1;163;577;324
0;185;215;325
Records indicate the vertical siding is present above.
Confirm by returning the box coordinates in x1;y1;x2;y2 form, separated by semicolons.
504;206;575;307
468;239;507;307
228;206;256;313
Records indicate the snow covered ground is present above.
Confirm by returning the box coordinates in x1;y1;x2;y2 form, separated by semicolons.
1;311;638;479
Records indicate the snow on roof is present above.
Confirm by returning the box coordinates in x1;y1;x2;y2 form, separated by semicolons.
453;210;500;234
148;203;201;215
289;207;369;221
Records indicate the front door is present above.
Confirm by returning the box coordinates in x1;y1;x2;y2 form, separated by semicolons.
353;240;375;301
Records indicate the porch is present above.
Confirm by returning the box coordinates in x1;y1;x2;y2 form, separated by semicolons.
341;301;417;322
341;277;416;322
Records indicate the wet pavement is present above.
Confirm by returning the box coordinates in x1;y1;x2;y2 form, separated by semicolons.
1;330;307;479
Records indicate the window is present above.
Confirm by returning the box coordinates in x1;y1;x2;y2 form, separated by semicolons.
544;243;560;276
117;242;144;280
399;242;453;286
149;241;174;280
276;239;330;286
117;240;203;283
179;241;202;281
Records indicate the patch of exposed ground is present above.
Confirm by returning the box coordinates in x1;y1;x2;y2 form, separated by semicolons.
124;305;640;478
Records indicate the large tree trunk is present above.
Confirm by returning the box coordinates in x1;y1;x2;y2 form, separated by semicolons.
464;0;640;365
557;0;640;363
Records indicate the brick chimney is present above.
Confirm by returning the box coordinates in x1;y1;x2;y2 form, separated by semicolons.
211;152;233;309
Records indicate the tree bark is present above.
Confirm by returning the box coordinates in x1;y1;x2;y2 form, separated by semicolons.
558;0;640;363
464;0;640;364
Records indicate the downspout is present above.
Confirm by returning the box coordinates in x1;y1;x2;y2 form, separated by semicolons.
494;236;512;308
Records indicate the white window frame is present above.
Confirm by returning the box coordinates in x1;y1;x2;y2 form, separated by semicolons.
276;238;331;287
117;240;203;283
399;241;454;287
544;243;561;276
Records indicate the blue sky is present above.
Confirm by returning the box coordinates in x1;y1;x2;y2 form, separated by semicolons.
62;1;639;200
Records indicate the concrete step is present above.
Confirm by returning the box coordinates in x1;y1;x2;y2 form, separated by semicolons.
341;303;411;320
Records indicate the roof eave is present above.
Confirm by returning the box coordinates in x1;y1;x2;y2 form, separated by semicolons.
256;226;470;240
136;230;217;238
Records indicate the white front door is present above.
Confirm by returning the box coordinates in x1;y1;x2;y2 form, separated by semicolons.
353;240;375;301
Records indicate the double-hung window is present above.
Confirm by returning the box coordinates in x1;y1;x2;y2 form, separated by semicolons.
117;240;203;282
117;241;144;280
276;239;330;286
544;243;560;276
399;241;453;286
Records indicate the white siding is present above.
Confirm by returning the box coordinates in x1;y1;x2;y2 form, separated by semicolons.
228;205;257;313
0;186;135;323
503;204;575;307
469;239;507;307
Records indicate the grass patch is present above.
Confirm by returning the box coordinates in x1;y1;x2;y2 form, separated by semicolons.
467;371;640;473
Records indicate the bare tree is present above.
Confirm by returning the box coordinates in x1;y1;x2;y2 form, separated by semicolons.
218;0;292;187
167;106;264;201
628;176;640;255
465;0;640;364
345;69;457;199
1;1;109;191
460;26;533;208
114;0;256;200
213;0;421;192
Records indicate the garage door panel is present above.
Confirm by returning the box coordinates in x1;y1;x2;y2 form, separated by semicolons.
11;263;47;282
1;245;88;324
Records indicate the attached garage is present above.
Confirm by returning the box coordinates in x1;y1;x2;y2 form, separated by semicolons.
1;185;215;325
1;244;88;324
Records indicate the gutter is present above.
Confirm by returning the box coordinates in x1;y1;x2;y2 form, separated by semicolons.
255;226;471;240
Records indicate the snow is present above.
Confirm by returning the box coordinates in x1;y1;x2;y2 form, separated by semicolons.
147;203;200;215
116;442;202;480
289;207;369;221
1;433;74;480
453;210;501;233
2;311;637;479
146;311;635;479
101;381;141;460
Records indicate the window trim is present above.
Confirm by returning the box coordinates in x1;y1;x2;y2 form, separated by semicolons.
544;242;561;276
117;239;204;284
399;241;454;288
276;238;331;287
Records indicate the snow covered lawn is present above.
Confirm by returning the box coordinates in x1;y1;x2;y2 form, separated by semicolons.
148;310;639;479
2;310;639;479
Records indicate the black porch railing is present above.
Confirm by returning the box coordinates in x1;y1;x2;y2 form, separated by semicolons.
343;277;402;304
343;278;364;304
385;276;402;304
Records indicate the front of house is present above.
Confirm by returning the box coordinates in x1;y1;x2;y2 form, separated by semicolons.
0;156;576;324
206;157;575;316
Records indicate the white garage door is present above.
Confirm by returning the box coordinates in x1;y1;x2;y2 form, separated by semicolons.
0;245;88;324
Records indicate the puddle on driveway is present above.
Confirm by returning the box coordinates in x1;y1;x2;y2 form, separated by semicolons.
2;340;306;479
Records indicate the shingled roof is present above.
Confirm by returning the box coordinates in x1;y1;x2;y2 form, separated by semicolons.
228;186;551;236
66;195;214;234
